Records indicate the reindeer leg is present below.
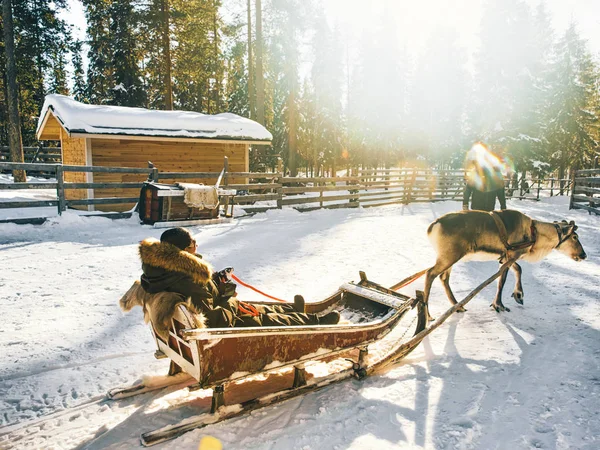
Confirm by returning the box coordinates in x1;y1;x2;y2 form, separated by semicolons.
509;262;524;305
423;263;453;322
491;264;510;312
439;267;466;313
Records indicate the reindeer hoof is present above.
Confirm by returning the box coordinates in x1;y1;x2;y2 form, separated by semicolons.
491;303;510;313
511;292;524;305
456;306;467;313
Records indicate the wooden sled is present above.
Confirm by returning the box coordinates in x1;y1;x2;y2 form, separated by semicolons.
148;271;426;390
109;261;515;446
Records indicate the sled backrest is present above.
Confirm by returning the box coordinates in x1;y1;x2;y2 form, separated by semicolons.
151;304;202;381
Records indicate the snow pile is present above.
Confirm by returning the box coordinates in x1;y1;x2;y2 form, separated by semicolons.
0;197;598;449
36;94;273;142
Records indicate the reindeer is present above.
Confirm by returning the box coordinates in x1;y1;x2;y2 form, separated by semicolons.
423;209;587;322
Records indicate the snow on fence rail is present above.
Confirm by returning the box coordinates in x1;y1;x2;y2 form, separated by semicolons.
570;168;600;215
0;161;579;223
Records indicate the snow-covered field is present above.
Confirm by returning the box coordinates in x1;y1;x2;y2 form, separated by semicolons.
0;197;598;449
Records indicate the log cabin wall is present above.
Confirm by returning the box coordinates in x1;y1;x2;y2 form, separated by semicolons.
89;138;249;211
60;130;88;203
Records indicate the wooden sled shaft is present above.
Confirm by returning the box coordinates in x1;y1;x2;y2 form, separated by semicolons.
368;256;519;374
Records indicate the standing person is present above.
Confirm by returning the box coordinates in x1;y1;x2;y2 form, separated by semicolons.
137;227;340;328
462;144;507;212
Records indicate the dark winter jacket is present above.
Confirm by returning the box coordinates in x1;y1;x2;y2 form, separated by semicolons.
463;184;507;211
137;238;322;328
139;238;237;327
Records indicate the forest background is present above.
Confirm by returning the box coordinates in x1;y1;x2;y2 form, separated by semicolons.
1;0;599;180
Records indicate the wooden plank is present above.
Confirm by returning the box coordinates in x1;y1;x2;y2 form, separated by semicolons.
66;197;139;206
63;165;153;174
280;193;359;206
572;194;600;204
0;200;59;208
576;169;600;175
233;193;279;203
0;182;58;189
228;172;281;178
64;182;145;189
282;185;361;194
571;203;600;215
574;177;600;183
0;162;59;171
223;183;281;190
573;186;600;195
280;176;360;183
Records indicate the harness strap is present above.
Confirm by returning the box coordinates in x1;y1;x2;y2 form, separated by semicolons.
553;223;569;247
489;211;536;252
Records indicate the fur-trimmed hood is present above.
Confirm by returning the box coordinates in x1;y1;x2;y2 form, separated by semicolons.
119;280;206;339
139;238;213;284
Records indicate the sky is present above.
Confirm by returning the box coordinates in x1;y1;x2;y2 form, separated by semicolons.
63;0;600;79
322;0;600;56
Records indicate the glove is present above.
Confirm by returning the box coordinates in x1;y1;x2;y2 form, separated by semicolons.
216;267;234;282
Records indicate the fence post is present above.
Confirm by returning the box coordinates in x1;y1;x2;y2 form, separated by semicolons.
276;174;283;209
56;165;65;215
550;178;554;197
536;178;541;200
406;169;416;204
223;156;229;187
569;168;577;210
319;180;324;209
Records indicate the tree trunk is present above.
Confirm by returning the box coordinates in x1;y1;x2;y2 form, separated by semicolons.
255;0;264;124
212;0;220;112
161;0;173;110
2;0;26;181
287;85;297;177
247;0;255;120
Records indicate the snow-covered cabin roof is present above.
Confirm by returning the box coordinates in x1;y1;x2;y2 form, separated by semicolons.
36;94;272;144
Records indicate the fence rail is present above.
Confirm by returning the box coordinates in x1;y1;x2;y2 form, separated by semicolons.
0;146;61;172
0;160;580;221
570;169;600;215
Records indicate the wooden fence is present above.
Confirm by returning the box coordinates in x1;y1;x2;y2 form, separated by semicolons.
570;168;600;215
0;161;579;222
0;146;61;165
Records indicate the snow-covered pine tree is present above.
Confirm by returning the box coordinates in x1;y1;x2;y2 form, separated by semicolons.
71;40;88;103
546;23;599;185
83;0;113;104
108;0;146;106
1;0;71;145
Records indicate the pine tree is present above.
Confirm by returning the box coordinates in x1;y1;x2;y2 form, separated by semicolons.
83;0;113;104
1;0;71;145
547;23;599;181
71;40;87;102
225;40;250;117
108;0;146;106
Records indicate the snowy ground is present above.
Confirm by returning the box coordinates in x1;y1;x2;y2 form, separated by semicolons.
0;197;598;449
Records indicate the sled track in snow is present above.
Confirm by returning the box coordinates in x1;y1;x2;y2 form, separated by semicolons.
0;351;148;382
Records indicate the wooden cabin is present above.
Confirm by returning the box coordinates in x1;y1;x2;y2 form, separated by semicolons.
35;95;272;211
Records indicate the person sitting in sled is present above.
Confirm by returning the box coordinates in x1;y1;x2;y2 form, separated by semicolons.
137;227;340;328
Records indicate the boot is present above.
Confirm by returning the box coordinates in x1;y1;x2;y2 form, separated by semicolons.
293;294;306;313
319;310;340;325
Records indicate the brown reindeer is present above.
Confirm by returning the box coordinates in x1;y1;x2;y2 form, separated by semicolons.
423;209;587;321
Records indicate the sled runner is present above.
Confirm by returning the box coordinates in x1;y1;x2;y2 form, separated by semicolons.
109;262;516;446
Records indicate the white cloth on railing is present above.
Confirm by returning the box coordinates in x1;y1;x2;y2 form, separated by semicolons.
177;183;219;209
